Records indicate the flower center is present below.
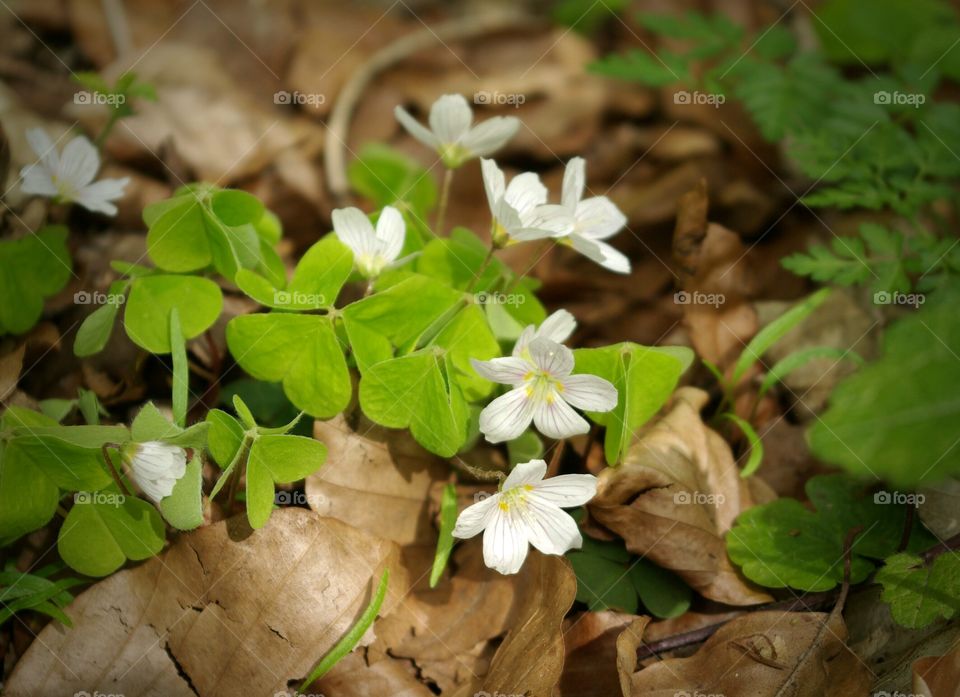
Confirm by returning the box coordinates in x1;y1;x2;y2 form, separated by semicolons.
498;484;534;513
523;370;564;403
51;174;78;202
356;252;386;277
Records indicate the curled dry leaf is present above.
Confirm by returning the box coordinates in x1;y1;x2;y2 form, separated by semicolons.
4;509;405;697
561;610;644;697
673;183;760;370
913;642;960;697
589;386;774;605
617;609;872;697
452;552;577;697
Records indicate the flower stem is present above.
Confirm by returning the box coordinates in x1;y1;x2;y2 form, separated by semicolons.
101;444;131;496
435;167;455;236
464;245;496;294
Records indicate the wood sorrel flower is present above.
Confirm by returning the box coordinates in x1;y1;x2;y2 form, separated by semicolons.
122;441;187;503
480;158;570;246
513;308;576;357
332;205;405;278
471;336;617;443
19;128;129;215
452;459;597;574
394;93;519;168
554;156;630;274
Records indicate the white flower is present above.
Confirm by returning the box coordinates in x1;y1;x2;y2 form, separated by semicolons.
481;158;570;245
471;336;617;443
19;128;129;215
332;205;405;278
123;441;187;503
394;94;519;168
452;459;596;574
554;157;630;274
513;308;576;357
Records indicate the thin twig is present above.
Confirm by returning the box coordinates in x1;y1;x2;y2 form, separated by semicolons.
323;10;540;204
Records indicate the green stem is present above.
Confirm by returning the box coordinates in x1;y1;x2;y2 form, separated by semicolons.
464;245;496;294
94;111;121;150
300;568;390;691
435;167;455;236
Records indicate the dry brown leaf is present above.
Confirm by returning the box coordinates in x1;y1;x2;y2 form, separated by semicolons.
4;509;405;697
589;386;774;605
69;44;324;186
913;643;960;697
0;343;25;401
618;609;872;697
372;541;516;693
305;414;449;575
561;610;644;697
313;651;435;697
453;553;577;697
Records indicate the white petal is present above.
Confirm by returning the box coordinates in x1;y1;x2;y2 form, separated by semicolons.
503;459;547;489
470;356;532;386
511;325;537;357
58;136;100;188
479;387;535;443
560;374;618;412
394;106;439;149
527;337;574;377
569;234;631;274
429;94;472;144
575;196;627;240
503;172;547;214
459;116;519;156
375;205;405;263
512;203;574;241
480;158;506;216
73;177;129;215
452;492;501;538
537;309;576;345
523;497;583;555
533;393;590;439
483;508;529;574
19;164;58;197
332;207;376;258
562;156;585;210
531;473;597;508
25;128;59;171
